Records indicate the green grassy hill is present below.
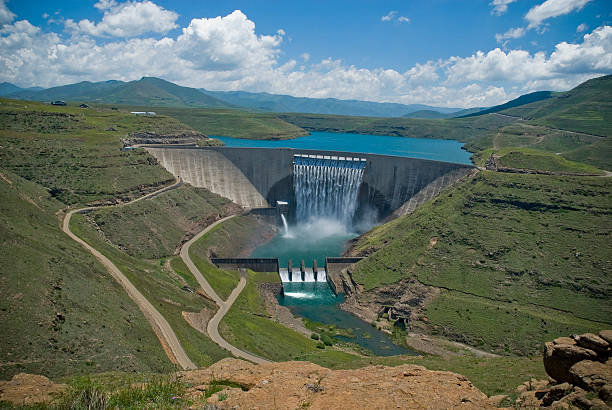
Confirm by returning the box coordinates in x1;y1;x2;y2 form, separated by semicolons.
9;77;232;109
501;74;612;136
349;171;611;355
0;169;174;379
0;98;212;205
460;91;556;118
0;100;232;378
127;106;309;139
86;186;239;259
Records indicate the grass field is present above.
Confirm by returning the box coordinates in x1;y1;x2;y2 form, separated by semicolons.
86;186;238;259
70;213;231;367
187;214;276;300
0;99;204;206
116;105;309;140
472;147;605;174
502;74;612;137
350;171;611;355
0;169;174;380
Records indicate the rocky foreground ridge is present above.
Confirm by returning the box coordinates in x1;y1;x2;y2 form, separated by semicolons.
516;329;611;409
1;359;497;409
2;331;610;408
179;358;497;409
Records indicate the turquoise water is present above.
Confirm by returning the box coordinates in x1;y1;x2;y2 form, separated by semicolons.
252;220;412;356
215;131;472;165
251;219;355;267
279;282;410;356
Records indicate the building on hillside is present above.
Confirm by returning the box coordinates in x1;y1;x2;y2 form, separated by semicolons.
130;111;156;116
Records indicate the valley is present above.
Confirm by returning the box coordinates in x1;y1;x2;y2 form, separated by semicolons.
0;74;610;408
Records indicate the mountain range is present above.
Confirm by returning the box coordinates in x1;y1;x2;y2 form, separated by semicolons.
0;76;559;119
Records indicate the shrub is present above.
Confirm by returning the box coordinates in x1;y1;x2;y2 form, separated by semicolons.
310;333;320;340
320;334;334;346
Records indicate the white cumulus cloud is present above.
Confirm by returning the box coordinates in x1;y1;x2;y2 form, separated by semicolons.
490;0;518;16
65;0;178;37
526;0;593;28
576;23;588;32
0;1;610;108
0;0;15;25
495;27;526;43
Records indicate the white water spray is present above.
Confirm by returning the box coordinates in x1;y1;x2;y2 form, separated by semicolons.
293;160;364;227
280;213;292;238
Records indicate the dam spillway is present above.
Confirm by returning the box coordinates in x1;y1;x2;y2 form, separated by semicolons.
293;154;366;226
145;146;475;221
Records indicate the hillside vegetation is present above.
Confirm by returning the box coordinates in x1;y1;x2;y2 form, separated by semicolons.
86;186;239;259
0;100;233;378
0;98;208;205
501;74;612;137
122;106;309;140
349;171;611;355
0;169;173;379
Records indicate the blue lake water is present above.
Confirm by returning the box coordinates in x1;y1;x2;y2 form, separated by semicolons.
215;131;472;165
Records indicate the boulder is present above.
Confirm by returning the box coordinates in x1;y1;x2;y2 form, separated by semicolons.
537;383;573;406
569;360;612;391
543;341;598;382
599;384;612;405
573;333;610;354
599;330;612;345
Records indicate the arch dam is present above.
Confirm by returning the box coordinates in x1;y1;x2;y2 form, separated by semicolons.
144;146;475;221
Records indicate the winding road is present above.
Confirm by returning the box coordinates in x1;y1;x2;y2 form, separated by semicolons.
62;178;198;370
180;220;271;364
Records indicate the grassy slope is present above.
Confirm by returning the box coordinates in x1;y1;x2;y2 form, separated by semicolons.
351;171;611;355
0;100;233;378
0;98;199;205
0;169;173;379
87;186;237;259
187;215;275;300
70;213;230;367
502;74;612;136
472;147;605;174
119;106;309;140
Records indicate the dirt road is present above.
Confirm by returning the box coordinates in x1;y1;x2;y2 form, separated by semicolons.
62;178;197;370
180;222;271;364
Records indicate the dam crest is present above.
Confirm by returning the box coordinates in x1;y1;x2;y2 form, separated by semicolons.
145;146;475;221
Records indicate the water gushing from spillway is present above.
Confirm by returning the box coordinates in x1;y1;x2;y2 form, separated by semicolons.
280;213;292;238
293;159;365;228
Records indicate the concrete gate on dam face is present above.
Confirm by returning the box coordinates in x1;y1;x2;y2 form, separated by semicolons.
145;146;475;220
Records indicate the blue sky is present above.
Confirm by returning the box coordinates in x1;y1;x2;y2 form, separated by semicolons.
1;0;611;107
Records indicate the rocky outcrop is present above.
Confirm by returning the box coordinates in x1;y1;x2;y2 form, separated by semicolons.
179;358;497;409
122;131;216;146
516;330;611;408
0;373;66;405
339;272;439;328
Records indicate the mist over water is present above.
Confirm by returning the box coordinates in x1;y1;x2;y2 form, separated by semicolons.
252;217;355;267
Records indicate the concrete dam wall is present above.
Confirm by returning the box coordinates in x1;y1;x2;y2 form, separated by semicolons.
146;146;474;219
